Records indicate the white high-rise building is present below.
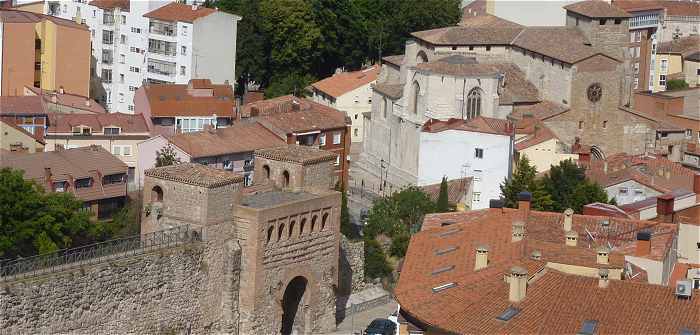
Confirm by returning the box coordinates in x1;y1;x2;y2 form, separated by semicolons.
44;0;240;113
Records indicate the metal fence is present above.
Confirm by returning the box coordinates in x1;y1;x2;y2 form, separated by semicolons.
0;225;201;281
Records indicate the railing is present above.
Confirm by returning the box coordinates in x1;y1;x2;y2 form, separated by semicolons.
0;225;202;281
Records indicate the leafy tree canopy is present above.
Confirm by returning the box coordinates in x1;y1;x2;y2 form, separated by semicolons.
666;79;689;91
155;143;181;168
501;156;554;211
436;176;450;212
0;168;93;259
364;186;435;240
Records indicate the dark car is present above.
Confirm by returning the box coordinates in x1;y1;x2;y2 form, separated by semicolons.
364;318;396;335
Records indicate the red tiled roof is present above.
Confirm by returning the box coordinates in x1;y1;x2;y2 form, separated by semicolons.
168;122;284;158
47;113;149;134
564;0;632;18
245;96;349;135
619;0;700;16
0;96;44;116
586;154;697;194
421;116;513;136
511;101;570;121
143;2;216;23
311;66;379;98
25;87;106;114
514;120;559;151
458;13;522;28
141;80;235;118
658;36;700;58
397;207;691;334
0;8;88;30
88;0;129;12
381;55;404;67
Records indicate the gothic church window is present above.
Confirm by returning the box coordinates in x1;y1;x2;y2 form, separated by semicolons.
466;88;482;119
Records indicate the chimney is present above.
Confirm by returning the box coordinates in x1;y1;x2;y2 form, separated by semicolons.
635;230;652;257
85;99;91;107
512;221;525;242
596;246;610;265
58;86;64;94
517;191;532;218
474;245;489;271
598;268;609;288
693;173;700;195
657;193;675;223
565;230;578;247
563;208;574;231
192;4;198;10
508;266;528;303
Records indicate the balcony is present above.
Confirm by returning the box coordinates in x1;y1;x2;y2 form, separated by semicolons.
149;21;177;37
630;14;659;29
147;59;176;78
103;12;115;26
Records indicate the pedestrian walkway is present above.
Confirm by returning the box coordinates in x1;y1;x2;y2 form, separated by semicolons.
327;299;398;335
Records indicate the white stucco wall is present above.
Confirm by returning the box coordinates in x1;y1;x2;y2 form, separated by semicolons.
605;180;661;205
518;138;578;173
625;255;665;285
332;82;374;143
418;130;512;209
192;11;239;85
136;136;190;186
678;223;700;265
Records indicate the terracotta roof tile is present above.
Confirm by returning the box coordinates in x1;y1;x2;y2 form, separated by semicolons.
311;65;379;98
250;96;348;135
143;2;216;23
144;162;243;188
458;13;523;28
0;96;45;116
411;26;524;46
372;83;403;99
511;101;570;120
168;122;284;159
658;36;700;58
253;145;337;165
514;120;559;151
421;116;514;136
25;87;106;114
512;27;609;64
662;0;700;16
564;0;632;18
47;113;149;134
586;154;697;194
88;0;129;12
381;55;404;67
141;80;235;118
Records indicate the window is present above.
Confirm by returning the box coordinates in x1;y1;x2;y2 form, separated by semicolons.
93;10;96;18
128;105;134;112
686;129;693;138
579;320;598;335
578;121;584;129
103;173;124;185
602;121;607;129
382;97;388;119
120;34;126;44
181;46;187;55
659;74;667;87
182;25;188;37
335;155;340;166
119;93;124;103
599;19;606;25
129;86;137;92
333;132;341;144
496;307;520;321
102;30;113;44
120;74;124;83
660;59;668;73
473;192;481;203
466;88;482;119
111;145;131;156
633;77;639;89
91;29;95;38
119;54;125;64
104;127;120;135
129;66;140;73
180;66;186;75
412;81;420;115
614;19;621;24
121;15;126;24
53;181;67;192
635;31;641;42
131;27;141;34
354;128;359;137
485;46;491;51
469;46;474;51
75;178;92;189
475;148;484;159
101;69;112;83
319;134;326;146
619;188;628;194
176;117;214;133
354;114;358;120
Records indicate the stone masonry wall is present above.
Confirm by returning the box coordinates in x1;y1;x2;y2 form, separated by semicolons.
0;229;242;334
339;235;367;295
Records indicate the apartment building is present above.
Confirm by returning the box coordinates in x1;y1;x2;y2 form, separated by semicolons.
0;8;90;96
45;0;239;113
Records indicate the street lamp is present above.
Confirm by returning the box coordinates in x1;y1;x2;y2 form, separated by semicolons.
379;158;387;195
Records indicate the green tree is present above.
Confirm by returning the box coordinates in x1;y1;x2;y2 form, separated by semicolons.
0;168;92;259
364;186;435;239
541;159;586;211
666;79;689;91
264;72;316;98
436;176;450;212
389;232;410;258
336;184;356;240
570;180;609;213
155;143;181;168
364;237;391;279
501;156;538;208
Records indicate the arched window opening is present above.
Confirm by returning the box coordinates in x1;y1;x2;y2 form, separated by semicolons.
263;165;271;180
282;170;290;188
278;223;285;242
416;50;428;64
382;97;388;119
311;215;318;232
151;185;163;202
288;220;296;239
321;213;329;231
300;218;307;236
466;88;482;119
412;81;420;115
267;226;274;244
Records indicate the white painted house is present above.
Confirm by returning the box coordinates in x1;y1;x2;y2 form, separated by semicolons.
418;117;514;210
310;65;379;143
45;0;239;113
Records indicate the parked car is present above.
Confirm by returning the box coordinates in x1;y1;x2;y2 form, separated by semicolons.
364;318;396;335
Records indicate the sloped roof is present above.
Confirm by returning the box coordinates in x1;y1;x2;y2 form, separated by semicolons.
511;101;571;120
145;162;243;188
458;13;523;28
252;96;348;135
311;66;379;98
0;8;88;30
143;2;217;23
586;154;698;194
382;55;404;67
141;80;235;118
412;26;524;46
372;83;403;99
512;27;607;64
658;36;700;58
1;119;45;145
422;117;513;136
514;120;559;151
47;113;149;134
88;0;130;12
616;0;700;16
168;122;284;158
0;96;45;115
25;87;106;114
421;177;472;205
564;0;632;18
254;145;337;165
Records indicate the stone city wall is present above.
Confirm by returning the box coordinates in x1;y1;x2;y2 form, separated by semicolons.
339;235;368;295
0;234;241;335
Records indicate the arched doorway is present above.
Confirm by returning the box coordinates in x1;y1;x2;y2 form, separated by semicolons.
591;145;606;160
281;276;308;335
282;170;290;188
151;185;163;202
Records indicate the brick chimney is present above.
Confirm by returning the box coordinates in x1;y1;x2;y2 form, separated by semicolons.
598;268;609;288
563;208;574;231
565;230;578;247
474;245;489;271
509;266;528;303
694;173;700;195
635;230;652;257
517;191;531;219
596;246;610;265
656;193;675;223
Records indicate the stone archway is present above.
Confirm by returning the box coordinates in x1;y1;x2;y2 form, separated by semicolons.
281;276;309;335
591;145;606;160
